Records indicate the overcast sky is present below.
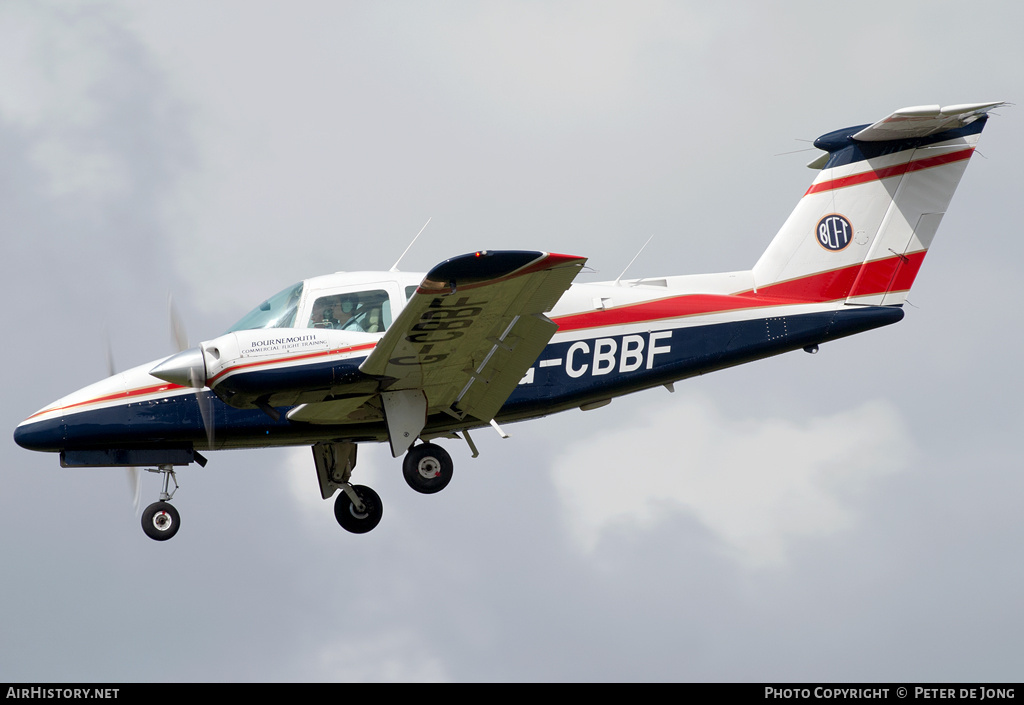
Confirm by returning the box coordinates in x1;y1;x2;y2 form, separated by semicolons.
2;0;1022;682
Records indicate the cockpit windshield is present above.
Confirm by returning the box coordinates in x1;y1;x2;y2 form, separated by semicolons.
225;282;304;333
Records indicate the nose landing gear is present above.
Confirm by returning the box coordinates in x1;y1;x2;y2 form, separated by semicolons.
141;501;180;541
140;465;181;541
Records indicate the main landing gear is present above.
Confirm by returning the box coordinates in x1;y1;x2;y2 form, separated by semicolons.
140;465;181;541
334;484;383;534
312;440;457;535
402;443;453;494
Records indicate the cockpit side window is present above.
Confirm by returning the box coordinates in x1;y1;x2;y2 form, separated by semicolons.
225;283;304;333
308;289;392;333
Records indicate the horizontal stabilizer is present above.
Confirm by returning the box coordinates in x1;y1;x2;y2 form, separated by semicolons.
851;102;1004;142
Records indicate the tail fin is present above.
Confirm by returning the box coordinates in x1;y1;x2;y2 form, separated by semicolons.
752;102;1003;306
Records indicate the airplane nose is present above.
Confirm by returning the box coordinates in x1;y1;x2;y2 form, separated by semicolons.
13;416;65;453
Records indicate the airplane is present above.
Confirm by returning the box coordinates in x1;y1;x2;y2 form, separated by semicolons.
14;101;1003;541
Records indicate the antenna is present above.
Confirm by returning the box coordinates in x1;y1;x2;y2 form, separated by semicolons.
614;234;654;286
390;217;432;272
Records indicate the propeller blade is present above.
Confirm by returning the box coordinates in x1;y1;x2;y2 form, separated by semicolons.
197;389;215;449
104;332;117;378
164;295;216;448
168;294;189;353
106;338;141;515
125;467;141;517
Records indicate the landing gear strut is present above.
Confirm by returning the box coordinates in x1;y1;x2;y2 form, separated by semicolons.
141;465;181;541
312;442;387;534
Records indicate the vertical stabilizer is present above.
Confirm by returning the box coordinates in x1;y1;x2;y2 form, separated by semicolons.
751;102;1002;306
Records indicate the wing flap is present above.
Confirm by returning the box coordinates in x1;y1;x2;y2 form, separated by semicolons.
455;312;556;422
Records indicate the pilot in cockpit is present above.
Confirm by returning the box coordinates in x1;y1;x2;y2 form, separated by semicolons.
311;296;354;329
310;291;389;332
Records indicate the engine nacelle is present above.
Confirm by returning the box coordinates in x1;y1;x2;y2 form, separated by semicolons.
151;328;381;409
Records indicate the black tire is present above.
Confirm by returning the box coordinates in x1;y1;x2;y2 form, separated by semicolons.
402;443;453;494
334;485;383;534
141;501;180;541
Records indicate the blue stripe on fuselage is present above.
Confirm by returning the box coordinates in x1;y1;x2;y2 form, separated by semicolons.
501;305;903;414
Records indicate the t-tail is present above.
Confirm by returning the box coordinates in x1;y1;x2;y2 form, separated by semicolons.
751;102;1003;306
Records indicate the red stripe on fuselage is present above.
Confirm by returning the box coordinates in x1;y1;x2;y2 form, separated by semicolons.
554;292;773;332
751;250;926;302
25;382;186;421
552;251;924;333
804;147;974;196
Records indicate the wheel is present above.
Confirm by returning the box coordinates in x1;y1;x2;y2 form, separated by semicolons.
141;501;180;541
402;443;453;494
334;485;383;534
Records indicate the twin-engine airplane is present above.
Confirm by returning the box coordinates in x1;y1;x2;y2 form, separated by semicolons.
15;102;1003;540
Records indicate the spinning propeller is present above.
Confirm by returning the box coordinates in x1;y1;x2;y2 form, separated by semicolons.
151;296;217;450
106;337;143;517
110;296;215;516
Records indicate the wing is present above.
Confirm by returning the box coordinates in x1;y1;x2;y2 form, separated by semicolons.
290;250;586;455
